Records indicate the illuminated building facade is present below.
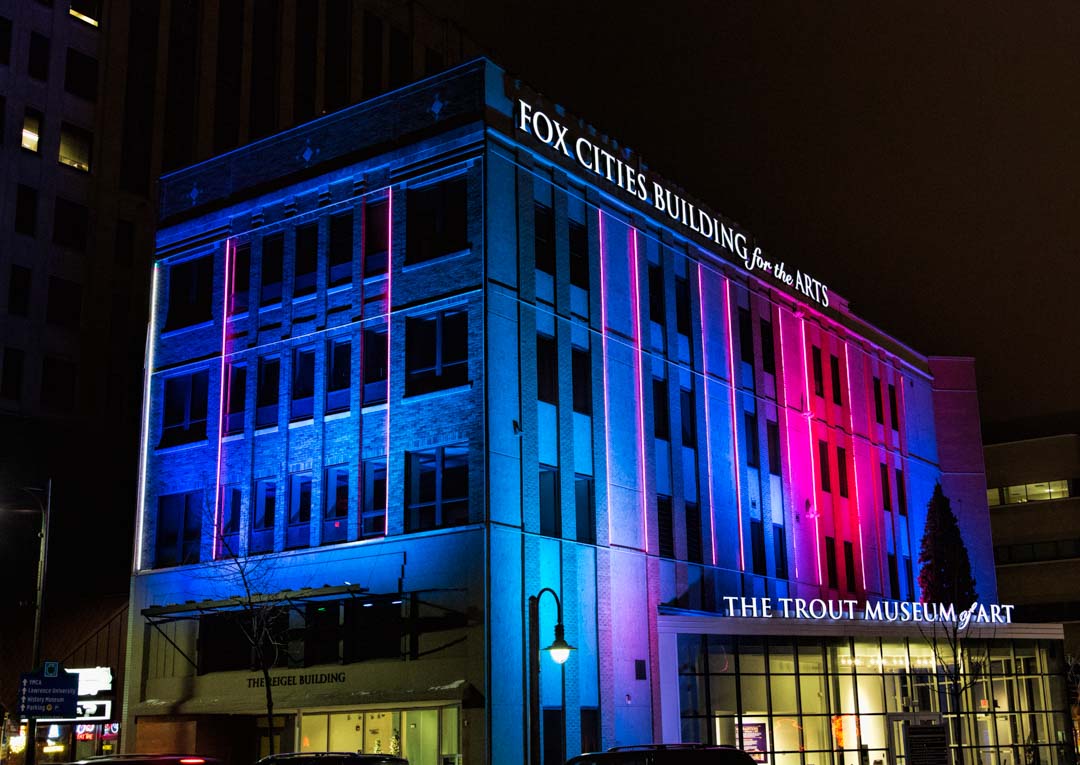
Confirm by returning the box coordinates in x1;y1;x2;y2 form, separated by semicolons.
125;60;1072;765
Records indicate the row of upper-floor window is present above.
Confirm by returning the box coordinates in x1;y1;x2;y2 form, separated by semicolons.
5;265;82;328
8;183;91;251
0;16;98;95
995;537;1080;566
0;346;75;411
7;98;95;172
987;479;1077;507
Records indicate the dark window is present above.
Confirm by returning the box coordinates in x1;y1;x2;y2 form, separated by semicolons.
64;48;98;102
534;202;555;275
119;1;159;193
250;480;275;554
880;463;891;512
653;378;670;440
41;357;76;412
658;496;674;559
888;553;900;599
811;346;824;397
53;197;89;251
115;219;135;269
1;348;24;400
738;308;753;364
569;220;588;290
760;320;775;375
648;264;665;325
22;108;42;152
362;327;388;404
750;519;766;575
580;708;600;757
224;364;246;434
685;502;702;563
766;419;781;476
844;541;856;593
256;357;280;428
326;339;351;414
294;223;318;297
873;377;884;424
895;469;907;516
362;458;387;537
28;33;49;81
362;11;383;97
323;0;351;111
161;0;197;170
388;25;410;87
571;346;592;415
0;16;10;65
328;213;353;287
198;611;255;673
287;472;312;549
260;234;284;305
537;334;558;405
292;1;317;122
290;347;315;420
675;276;691;336
837;446;848;498
818;440;830;492
165;257;213;331
680;387;696;448
161;370;209;446
543;708;565;765
229;243;251;315
213;0;243;152
405;443;469;531
540;466;560;537
305;602;341;665
575;476;595;545
744;412;760;468
8;265;31;316
344;597;400;662
46;276;82;329
904;556;914;597
155;491;202;567
424;47;443;76
830;355;843;405
406;177;467;264
774;525;788;579
249;0;280;139
15;185;37;236
323;466;349;545
219;486;242;554
364;199;389;277
889;383;900;431
404;309;468;396
825;536;838;589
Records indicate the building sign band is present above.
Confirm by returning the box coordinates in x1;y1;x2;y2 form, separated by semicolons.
721;596;1015;628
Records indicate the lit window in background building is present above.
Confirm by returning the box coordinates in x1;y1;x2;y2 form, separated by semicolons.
22;109;41;152
59;123;92;172
68;0;100;27
988;479;1075;506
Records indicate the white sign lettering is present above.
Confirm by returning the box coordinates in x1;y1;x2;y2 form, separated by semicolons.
722;596;1015;629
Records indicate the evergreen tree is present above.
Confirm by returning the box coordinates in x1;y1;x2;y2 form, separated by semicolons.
917;483;978;604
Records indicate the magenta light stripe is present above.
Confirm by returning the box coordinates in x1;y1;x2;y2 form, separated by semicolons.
777;307;799;579
696;264;718;566
799;317;824;585
629;228;650;553
383;191;393;536
722;279;745;571
843;344;868;591
598;209;614;545
213;238;234;556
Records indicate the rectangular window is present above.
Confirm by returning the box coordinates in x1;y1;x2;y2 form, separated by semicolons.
256;357;280;428
53;197;89;251
388;25;410;87
830;355;843;405
685;502;702;563
825;536;838;589
405;176;467;264
362;327;388;405
904;556;914;597
766;419;781;476
28;33;49;81
155;491;202;568
774;525;788;579
323;466;349;545
540;466;560;538
22;108;42;152
760;320;775;375
818;440;830;492
165;256;212;330
648;264;665;325
290;346;315;420
537;334;558;405
286;473;312;549
405;443;469;532
364;199;389;277
837;446;848;498
580;709;600;757
249;0;279;140
229;243;251;315
65;48;98;102
405;309;468;396
745;412;759;468
323;0;350;110
575;476;595;545
213;0;243;152
873;377;884;424
15;184;38;236
658;496;674;559
888;553;900;599
571;346;591;415
1;348;25;400
844;540;856;593
219;486;242;555
224;364;246;434
260;233;284;305
534;202;555;275
653;378;670;440
328;212;353;287
751;519;766;575
326;339;351;414
680;387;696;448
160;370;209;446
362;458;387;537
8;265;30;316
362;11;384;97
46;276;82;329
738;308;753;364
895;468;907;516
40;357;76;412
569;220;588;290
811;346;824;397
543;708;565;765
0;16;10;65
675;276;691;336
293;2;317;122
70;0;101;27
880;463;892;512
889;383;900;431
294;223;318;297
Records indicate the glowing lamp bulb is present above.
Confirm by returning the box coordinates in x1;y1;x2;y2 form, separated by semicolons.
544;623;575;665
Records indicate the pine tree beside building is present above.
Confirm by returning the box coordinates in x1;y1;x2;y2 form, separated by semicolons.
918;482;978;605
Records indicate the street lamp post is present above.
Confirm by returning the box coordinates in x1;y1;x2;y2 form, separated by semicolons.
528;587;575;765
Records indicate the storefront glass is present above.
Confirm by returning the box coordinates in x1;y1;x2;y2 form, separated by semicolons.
677;634;1073;765
297;706;459;765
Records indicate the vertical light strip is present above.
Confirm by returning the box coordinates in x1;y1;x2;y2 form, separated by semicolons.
777;308;799;579
696;264;717;566
629;228;649;553
799;317;823;585
844;344;868;591
383;190;393;535
134;264;161;571
722;279;745;571
598;209;613;545
212;239;234;556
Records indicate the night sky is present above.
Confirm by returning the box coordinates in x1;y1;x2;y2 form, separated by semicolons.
442;0;1080;441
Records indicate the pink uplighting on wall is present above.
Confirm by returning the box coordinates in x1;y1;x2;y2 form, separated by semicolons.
383;191;393;536
800;317;823;585
722;279;745;572
843;343;868;592
777;307;799;580
598;209;614;545
212;239;235;557
697;264;717;566
629;228;650;553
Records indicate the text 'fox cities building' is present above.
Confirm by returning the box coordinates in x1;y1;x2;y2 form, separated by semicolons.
126;60;1072;765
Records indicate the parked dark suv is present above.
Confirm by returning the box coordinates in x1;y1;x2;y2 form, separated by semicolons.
566;744;756;765
256;753;408;765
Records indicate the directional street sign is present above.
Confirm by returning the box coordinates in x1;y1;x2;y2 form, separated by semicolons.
17;667;79;719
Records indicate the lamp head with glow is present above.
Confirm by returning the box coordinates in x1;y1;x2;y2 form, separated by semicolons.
544;622;575;665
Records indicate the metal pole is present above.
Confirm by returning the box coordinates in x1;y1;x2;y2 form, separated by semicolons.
25;479;50;765
528;594;540;765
